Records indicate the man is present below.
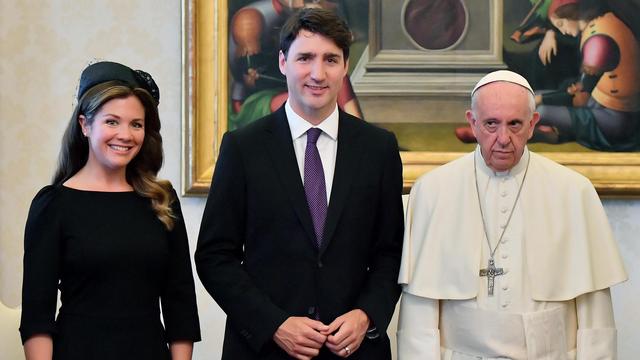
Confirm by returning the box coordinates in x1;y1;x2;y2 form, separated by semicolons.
398;70;627;359
196;8;404;360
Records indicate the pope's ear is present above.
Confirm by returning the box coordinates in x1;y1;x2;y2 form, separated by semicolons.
527;111;541;139
531;111;541;127
465;110;479;138
465;110;475;127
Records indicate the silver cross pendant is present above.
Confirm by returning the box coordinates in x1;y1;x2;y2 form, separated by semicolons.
479;258;504;296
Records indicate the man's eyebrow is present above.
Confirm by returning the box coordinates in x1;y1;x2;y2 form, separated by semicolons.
323;52;341;58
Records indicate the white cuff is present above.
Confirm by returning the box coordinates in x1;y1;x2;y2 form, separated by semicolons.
397;328;440;360
576;328;616;360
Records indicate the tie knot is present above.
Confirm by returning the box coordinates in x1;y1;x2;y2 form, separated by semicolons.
307;128;322;145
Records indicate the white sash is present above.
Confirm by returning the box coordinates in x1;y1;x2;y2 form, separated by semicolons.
440;302;576;360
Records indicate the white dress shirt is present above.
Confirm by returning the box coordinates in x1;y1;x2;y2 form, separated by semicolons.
285;101;338;204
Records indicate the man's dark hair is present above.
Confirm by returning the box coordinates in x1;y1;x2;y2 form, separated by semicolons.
279;7;352;61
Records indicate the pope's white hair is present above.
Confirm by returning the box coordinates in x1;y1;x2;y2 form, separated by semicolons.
470;81;536;119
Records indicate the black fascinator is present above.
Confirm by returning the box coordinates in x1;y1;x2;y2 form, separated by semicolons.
77;61;160;104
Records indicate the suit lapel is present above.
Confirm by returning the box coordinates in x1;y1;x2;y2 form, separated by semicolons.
264;107;318;249
320;113;363;256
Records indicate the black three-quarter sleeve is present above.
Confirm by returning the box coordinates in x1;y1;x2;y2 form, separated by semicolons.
160;190;201;343
19;186;62;344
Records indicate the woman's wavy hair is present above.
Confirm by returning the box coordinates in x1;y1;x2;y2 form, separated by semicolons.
53;81;176;230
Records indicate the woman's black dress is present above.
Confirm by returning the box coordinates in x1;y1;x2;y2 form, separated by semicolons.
20;185;201;359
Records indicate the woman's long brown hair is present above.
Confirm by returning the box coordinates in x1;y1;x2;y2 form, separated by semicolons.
53;82;175;230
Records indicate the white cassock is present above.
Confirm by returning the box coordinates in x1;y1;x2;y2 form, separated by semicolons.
397;147;627;360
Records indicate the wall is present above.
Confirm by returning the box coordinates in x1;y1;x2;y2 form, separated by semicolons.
1;1;638;359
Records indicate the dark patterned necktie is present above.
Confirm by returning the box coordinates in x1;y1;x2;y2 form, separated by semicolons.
304;128;327;248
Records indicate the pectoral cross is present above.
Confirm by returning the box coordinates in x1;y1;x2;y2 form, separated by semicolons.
479;258;504;296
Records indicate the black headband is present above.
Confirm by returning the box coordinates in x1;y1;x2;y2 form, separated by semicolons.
77;61;160;104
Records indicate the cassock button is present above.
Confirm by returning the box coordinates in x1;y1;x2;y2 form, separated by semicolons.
501;253;508;259
500;207;508;213
500;223;506;229
502;284;508;291
501;238;509;244
501;302;509;308
500;191;508;197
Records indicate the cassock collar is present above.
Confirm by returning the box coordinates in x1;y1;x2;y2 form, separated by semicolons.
474;145;530;179
285;101;339;141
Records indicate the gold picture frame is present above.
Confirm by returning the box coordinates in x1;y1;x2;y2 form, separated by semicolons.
182;0;640;197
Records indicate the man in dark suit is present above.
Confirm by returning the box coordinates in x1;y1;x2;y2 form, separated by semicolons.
196;8;404;360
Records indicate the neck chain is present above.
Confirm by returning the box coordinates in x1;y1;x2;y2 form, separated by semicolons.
474;152;530;259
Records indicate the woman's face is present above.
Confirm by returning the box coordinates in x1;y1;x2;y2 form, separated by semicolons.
80;95;146;174
549;13;581;37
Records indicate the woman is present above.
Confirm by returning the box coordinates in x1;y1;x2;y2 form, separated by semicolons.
533;0;640;151
20;61;201;359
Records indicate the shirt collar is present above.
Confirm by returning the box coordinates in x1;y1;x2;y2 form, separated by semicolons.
285;101;339;141
475;145;530;178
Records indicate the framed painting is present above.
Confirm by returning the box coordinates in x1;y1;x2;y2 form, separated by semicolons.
182;0;640;196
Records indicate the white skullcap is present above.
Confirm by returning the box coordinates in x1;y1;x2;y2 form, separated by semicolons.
471;70;534;96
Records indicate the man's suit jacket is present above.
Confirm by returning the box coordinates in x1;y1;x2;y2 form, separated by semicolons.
195;106;404;359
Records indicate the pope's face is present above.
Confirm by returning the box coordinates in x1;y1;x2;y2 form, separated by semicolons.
466;82;539;172
279;29;348;124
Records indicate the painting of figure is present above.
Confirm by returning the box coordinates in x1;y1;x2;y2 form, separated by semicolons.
533;0;640;151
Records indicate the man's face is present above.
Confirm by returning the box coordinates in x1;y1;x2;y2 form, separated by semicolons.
466;82;539;172
279;29;348;124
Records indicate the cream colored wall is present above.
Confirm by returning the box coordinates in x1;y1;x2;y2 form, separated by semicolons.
1;2;638;359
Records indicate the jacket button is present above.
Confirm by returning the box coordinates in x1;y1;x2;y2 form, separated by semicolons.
318;261;323;268
308;306;316;315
